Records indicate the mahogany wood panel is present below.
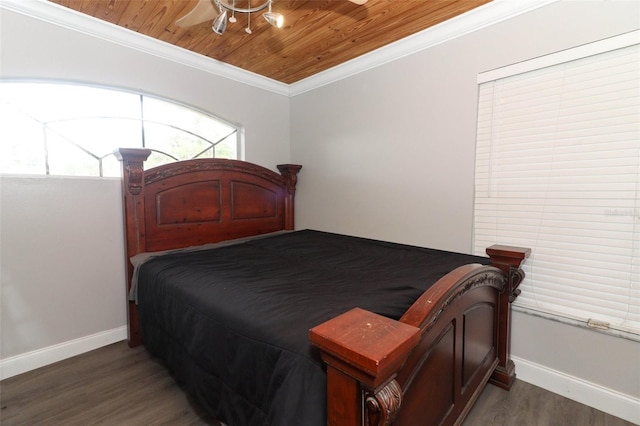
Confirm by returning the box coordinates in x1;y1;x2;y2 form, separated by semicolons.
462;302;495;389
395;323;456;426
49;0;492;84
155;181;222;225
231;181;279;219
142;164;292;252
395;268;502;426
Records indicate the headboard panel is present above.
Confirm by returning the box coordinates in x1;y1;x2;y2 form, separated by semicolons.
115;148;302;345
143;165;289;252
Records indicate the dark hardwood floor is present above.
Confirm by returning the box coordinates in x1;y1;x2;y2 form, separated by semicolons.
1;341;634;425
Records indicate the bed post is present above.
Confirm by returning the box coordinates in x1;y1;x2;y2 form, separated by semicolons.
115;148;152;348
486;245;531;390
310;308;420;426
277;164;302;230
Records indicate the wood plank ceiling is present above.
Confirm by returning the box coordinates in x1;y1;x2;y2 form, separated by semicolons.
49;0;492;84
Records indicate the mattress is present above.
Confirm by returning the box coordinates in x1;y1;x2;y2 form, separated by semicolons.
136;230;490;426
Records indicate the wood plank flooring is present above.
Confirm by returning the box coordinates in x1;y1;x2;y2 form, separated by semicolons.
1;341;634;425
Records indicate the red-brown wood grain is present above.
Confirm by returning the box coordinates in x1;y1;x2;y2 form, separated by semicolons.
49;0;492;84
116;148;301;346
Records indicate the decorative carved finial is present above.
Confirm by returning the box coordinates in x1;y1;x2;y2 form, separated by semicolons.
277;164;302;194
485;245;530;304
127;162;144;195
276;164;302;230
365;379;403;426
508;266;526;302
114;148;152;196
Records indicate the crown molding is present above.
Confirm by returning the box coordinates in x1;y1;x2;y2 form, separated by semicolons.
289;0;559;96
1;0;558;98
0;0;290;96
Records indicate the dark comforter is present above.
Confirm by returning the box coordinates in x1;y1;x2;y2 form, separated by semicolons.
137;230;489;426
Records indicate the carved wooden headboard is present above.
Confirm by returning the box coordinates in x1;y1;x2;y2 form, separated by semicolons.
115;148;302;345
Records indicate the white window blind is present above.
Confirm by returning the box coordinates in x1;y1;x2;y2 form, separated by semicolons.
473;32;640;338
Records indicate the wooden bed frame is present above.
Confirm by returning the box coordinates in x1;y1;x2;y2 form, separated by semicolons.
116;148;529;426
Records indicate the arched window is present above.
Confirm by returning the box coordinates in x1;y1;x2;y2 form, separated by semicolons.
0;81;240;177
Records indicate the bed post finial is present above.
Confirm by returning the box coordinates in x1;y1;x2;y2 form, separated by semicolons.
115;148;152;348
115;148;152;195
277;164;302;230
310;308;420;426
486;245;530;390
365;379;403;426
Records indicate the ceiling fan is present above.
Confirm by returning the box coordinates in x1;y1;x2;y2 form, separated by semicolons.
176;0;369;33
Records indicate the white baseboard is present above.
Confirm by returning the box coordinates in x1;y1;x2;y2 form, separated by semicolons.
0;326;127;380
513;355;640;425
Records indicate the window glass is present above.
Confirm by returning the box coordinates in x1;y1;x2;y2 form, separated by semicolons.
0;102;45;174
0;82;240;177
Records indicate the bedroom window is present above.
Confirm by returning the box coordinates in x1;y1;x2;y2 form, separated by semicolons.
473;31;639;339
0;81;240;177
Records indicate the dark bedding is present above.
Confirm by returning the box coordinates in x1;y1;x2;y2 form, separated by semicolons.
137;230;490;426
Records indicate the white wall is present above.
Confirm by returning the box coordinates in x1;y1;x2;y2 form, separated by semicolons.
1;176;125;356
0;8;290;371
291;2;640;251
290;0;640;421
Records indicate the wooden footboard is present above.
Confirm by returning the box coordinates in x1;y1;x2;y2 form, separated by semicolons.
310;247;529;426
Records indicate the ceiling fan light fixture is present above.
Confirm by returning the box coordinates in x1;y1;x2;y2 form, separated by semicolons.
263;11;284;28
212;9;228;34
209;0;287;35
